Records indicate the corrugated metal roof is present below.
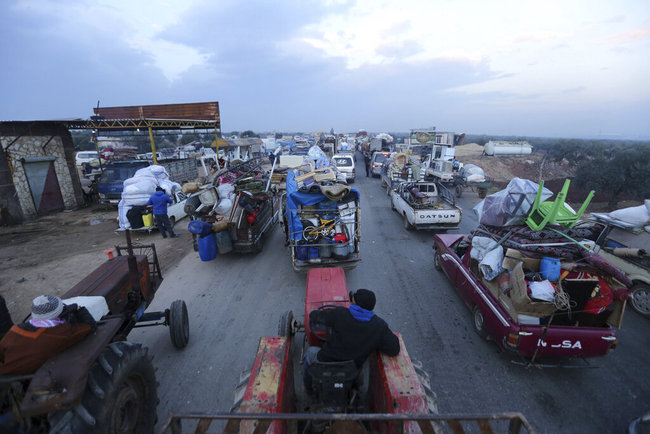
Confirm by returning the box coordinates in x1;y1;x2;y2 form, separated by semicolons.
94;102;219;121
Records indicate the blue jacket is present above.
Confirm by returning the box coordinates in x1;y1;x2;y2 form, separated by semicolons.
147;191;172;215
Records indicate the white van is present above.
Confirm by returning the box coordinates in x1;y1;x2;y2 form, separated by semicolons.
332;154;355;183
75;151;99;166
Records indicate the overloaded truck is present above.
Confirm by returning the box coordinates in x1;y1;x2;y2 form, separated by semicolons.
389;181;462;231
98;159;198;205
282;169;361;272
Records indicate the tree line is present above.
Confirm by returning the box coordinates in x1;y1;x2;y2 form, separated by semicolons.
467;135;650;207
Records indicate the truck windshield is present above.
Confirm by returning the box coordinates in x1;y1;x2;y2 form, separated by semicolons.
97;166;141;182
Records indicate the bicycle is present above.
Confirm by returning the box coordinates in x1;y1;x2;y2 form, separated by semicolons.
302;215;342;242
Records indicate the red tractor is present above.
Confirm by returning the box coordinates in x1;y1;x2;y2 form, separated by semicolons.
0;233;189;433
161;267;533;433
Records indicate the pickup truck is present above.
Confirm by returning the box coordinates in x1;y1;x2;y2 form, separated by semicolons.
433;233;628;365
389;181;462;231
98;159;198;205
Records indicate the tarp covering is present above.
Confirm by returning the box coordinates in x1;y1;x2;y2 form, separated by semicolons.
285;171;359;240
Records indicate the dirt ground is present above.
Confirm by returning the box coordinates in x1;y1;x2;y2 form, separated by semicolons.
0;205;192;322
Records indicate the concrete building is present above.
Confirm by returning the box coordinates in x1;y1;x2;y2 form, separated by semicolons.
0;121;85;225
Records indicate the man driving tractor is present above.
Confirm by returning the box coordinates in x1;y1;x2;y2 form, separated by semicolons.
303;288;400;392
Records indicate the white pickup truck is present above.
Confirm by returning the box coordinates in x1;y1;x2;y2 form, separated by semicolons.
389;181;462;231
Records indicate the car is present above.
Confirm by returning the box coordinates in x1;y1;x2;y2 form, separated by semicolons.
370;151;391;177
332;153;355;183
433;233;628;364
589;220;650;317
75;151;99;166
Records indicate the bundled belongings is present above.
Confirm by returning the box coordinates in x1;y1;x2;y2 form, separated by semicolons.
117;165;182;230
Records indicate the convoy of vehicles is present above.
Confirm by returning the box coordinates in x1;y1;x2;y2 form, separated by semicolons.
390;181;462;231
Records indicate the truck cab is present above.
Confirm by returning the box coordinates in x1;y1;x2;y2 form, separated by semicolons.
97;161;150;205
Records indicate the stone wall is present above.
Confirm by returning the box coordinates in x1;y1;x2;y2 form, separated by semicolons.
0;122;84;223
1;135;77;218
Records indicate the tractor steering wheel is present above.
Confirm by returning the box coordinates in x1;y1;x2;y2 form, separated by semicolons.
309;304;339;342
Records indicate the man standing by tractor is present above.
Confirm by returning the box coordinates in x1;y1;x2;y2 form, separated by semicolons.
147;187;180;238
303;289;400;391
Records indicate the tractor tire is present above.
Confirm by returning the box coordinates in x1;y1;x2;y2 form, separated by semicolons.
48;342;157;434
473;306;488;340
169;300;190;349
411;359;439;414
629;283;650;317
455;185;463;198
278;310;294;337
433;248;442;271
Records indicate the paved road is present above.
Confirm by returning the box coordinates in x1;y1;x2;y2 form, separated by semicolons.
133;160;649;433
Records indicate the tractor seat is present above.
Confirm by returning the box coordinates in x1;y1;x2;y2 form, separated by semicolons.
307;360;360;412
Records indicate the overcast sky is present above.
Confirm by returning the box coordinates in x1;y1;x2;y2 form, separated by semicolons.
1;0;649;139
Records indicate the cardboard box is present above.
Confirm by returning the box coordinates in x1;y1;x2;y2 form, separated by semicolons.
508;262;558;317
502;248;541;272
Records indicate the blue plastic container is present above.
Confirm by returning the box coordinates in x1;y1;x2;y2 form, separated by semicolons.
308;246;319;259
296;241;308;260
188;220;213;237
540;257;561;281
198;234;217;261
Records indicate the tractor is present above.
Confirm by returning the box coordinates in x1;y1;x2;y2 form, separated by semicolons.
160;267;533;433
0;231;190;433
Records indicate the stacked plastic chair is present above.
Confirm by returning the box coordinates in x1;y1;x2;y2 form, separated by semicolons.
525;179;595;231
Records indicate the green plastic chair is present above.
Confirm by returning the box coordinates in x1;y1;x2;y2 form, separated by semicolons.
525;179;595;231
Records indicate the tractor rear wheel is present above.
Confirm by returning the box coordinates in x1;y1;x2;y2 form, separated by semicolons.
48;342;157;434
278;310;294;337
169;300;190;349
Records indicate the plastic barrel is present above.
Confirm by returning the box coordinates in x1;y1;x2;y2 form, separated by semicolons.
540;257;561;281
198;234;217;261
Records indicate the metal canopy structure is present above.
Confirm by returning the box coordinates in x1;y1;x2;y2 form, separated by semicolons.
63;102;222;165
64;101;221;132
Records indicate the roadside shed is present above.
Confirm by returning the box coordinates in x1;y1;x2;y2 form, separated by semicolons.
0;121;85;225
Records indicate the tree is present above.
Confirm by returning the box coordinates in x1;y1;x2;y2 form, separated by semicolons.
180;133;200;145
241;130;259;138
574;144;650;208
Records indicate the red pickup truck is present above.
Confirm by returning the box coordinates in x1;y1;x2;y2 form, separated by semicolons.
433;233;627;364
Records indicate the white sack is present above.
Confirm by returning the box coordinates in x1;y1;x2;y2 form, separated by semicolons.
528;280;556;302
217;183;235;200
466;173;486;183
471;236;504;281
215;198;233;216
123;178;157;195
118;200;131;229
121;193;151;206
124;175;156;188
608;204;650;227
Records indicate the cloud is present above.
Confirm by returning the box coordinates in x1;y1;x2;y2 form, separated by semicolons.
606;28;650;43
